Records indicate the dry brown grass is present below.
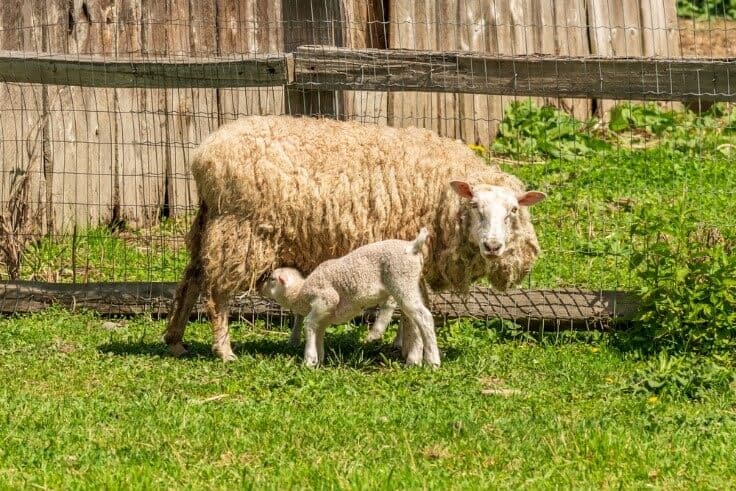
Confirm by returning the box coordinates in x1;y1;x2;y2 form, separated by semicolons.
679;18;736;57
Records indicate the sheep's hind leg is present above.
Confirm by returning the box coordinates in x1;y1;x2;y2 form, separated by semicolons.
163;261;201;357
206;290;237;362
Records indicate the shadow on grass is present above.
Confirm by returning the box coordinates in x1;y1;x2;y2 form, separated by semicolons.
97;328;464;367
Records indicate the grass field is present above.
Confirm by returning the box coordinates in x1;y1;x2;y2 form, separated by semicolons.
1;309;735;488
1;102;735;488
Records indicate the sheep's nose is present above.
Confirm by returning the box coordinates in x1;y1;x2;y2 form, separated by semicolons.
482;239;503;255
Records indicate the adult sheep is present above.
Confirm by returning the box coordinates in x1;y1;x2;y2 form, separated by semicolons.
164;115;545;361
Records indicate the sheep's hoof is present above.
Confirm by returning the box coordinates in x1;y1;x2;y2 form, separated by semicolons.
168;342;189;358
217;351;238;362
303;357;319;368
212;346;238;362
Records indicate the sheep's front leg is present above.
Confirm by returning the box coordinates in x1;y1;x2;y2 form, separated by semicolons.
365;298;397;342
206;290;237;362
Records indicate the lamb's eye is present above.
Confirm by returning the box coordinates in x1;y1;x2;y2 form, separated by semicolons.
511;206;519;214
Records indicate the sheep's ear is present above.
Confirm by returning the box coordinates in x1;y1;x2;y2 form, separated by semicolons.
277;274;288;286
517;191;546;206
450;181;474;199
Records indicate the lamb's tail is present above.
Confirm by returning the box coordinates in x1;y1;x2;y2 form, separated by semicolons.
407;227;429;255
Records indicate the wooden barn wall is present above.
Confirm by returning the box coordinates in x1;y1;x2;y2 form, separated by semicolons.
0;0;681;233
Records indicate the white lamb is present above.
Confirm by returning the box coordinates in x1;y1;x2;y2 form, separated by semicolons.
261;229;439;368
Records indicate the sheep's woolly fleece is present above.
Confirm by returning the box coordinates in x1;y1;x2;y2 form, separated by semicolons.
190;115;541;295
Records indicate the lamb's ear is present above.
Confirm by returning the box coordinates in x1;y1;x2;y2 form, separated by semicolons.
277;273;289;286
450;181;474;199
517;191;546;206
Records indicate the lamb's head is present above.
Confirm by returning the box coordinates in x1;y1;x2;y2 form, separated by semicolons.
450;180;545;259
261;267;305;309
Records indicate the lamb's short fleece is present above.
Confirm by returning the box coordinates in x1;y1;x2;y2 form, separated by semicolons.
262;229;438;367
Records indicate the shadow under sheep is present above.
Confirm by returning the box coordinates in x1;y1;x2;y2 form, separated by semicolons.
98;325;463;367
97;326;458;368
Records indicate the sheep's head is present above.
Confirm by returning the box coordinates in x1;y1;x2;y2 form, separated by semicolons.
261;267;305;308
450;180;545;259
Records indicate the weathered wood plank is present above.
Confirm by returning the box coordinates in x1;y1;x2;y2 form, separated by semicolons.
340;0;387;124
45;0;116;232
283;0;340;117
216;0;284;123
0;50;289;88
164;0;198;218
293;46;736;101
553;0;592;120
115;0;165;228
0;0;47;277
0;281;640;326
2;45;734;102
387;0;439;133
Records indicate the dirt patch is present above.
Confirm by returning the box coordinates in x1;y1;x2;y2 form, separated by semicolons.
679;18;736;57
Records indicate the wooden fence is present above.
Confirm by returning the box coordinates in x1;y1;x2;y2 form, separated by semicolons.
0;0;688;234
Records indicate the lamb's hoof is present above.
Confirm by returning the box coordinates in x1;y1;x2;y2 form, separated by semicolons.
405;354;423;367
424;351;442;369
288;334;302;348
168;342;189;358
303;357;319;368
365;332;382;343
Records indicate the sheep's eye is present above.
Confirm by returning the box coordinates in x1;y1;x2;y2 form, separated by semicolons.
469;201;478;209
511;206;519;214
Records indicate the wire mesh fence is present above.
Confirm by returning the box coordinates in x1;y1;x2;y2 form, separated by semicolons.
0;0;734;327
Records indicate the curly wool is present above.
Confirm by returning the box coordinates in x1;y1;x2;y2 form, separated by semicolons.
190;115;541;295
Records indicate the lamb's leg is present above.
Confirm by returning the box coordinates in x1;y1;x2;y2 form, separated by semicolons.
365;298;397;342
303;313;328;368
401;318;424;366
288;314;303;347
163;260;201;357
206;290;237;362
303;296;335;368
396;288;440;368
392;317;405;349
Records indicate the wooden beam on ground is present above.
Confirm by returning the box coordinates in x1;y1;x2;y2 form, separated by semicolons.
0;281;639;328
293;45;736;101
0;50;290;88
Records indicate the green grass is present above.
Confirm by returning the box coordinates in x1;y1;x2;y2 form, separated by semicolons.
15;216;191;283
1;309;735;488
507;145;736;290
